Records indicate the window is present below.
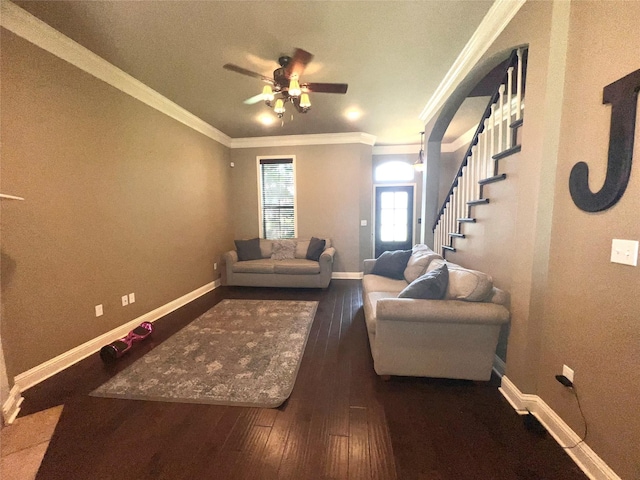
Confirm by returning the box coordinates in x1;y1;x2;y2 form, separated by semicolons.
379;190;409;242
258;157;297;239
374;161;415;182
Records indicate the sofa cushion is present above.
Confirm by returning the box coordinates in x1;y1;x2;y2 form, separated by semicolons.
428;259;493;302
404;245;442;283
232;259;276;274
399;264;449;299
273;259;321;275
306;237;326;261
371;250;412;279
295;240;310;259
235;238;262;261
259;239;273;258
362;274;408;294
271;240;297;260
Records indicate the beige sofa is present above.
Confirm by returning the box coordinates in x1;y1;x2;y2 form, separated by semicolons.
362;245;510;381
223;238;335;288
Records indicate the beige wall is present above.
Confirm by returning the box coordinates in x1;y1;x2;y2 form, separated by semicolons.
230;143;373;272
437;1;640;477
537;3;640;478
0;31;234;378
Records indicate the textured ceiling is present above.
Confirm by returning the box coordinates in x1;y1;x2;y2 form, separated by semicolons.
14;1;494;145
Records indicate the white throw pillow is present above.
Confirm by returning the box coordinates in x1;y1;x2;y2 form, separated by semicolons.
427;259;493;302
403;246;442;283
271;240;297;260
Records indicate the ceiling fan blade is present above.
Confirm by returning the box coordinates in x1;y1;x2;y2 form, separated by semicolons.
223;63;274;84
285;48;314;79
244;93;267;105
303;82;348;94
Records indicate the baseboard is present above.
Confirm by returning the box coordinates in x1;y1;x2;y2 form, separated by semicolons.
15;281;218;392
332;272;364;280
492;354;506;378
2;385;24;425
499;376;621;480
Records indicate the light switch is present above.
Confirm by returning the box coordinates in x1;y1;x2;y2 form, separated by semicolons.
360;220;368;227
610;239;639;266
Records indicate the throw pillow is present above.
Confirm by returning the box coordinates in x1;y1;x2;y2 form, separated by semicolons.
403;246;442;283
306;237;326;261
427;259;494;301
271;239;297;260
398;264;449;299
235;238;262;261
371;249;412;280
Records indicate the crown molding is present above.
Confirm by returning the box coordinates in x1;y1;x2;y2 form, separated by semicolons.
419;0;525;124
230;132;376;149
0;0;232;147
372;144;420;156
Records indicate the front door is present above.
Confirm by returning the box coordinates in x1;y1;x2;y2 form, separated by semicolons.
374;185;414;257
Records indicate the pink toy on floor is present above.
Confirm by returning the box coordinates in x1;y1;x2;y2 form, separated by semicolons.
100;322;154;363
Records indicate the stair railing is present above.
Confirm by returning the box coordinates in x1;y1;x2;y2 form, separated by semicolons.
433;48;527;256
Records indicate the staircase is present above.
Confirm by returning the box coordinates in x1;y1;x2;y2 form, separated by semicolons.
433;48;527;257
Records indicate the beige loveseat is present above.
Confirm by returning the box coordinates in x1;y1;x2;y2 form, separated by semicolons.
363;245;510;381
223;238;335;288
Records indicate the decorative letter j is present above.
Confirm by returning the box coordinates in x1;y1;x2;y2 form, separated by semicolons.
569;69;640;212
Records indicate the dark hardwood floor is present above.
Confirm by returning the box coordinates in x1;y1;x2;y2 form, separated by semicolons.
21;280;586;479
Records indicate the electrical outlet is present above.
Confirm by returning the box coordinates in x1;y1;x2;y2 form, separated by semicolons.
121;295;129;307
129;293;135;304
214;263;218;270
95;304;103;317
562;364;574;383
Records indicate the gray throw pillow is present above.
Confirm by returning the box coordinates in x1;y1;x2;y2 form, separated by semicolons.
234;238;262;261
306;237;326;261
371;250;412;280
398;264;449;299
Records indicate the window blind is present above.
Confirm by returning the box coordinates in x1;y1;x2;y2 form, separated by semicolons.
260;158;295;239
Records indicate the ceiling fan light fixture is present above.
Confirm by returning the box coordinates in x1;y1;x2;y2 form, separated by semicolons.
262;85;274;102
274;98;286;116
299;93;311;109
288;75;301;97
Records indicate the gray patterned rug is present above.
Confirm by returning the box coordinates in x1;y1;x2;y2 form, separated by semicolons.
91;299;318;407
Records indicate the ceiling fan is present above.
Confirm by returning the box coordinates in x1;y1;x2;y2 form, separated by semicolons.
223;48;348;117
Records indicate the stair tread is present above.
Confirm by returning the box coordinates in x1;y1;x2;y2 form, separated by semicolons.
467;198;490;206
479;174;507;185
493;145;521;161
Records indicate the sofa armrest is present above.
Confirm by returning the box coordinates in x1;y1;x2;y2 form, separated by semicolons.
320;247;336;263
376;298;509;325
363;259;376;275
223;250;238;264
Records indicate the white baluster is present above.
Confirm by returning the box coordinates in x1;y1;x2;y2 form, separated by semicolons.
474;137;481;199
498;84;505;153
507;66;514;148
516;48;523;121
446;197;451;242
490;104;496;177
462;171;468;218
482;118;489;179
470;153;475;202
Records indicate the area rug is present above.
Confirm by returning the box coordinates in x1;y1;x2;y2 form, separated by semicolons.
91;299;318;407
